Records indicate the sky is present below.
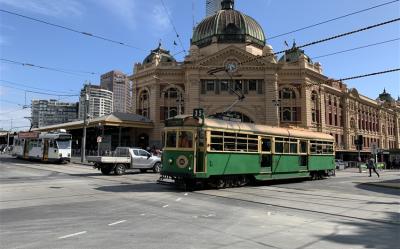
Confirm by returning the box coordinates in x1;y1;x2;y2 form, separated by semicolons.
0;0;399;130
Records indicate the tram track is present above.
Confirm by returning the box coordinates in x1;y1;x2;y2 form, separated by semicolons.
192;190;399;226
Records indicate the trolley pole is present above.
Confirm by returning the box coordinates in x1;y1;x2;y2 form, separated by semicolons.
81;93;89;163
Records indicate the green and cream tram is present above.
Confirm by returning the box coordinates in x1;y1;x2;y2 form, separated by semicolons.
160;115;335;188
13;131;72;163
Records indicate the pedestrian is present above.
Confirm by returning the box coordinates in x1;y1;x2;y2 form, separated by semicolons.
367;157;380;177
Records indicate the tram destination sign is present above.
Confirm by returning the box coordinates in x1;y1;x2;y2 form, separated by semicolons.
193;108;204;118
18;132;39;139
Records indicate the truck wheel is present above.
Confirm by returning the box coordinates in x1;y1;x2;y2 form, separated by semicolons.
101;166;112;175
114;164;126;175
153;162;162;173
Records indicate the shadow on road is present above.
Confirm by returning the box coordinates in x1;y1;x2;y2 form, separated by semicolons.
355;181;400;196
310;211;399;249
95;182;180;193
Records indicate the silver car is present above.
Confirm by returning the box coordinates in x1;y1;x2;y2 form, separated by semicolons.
89;147;162;175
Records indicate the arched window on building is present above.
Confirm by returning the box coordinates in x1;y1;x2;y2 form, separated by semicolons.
311;91;320;124
138;89;150;118
350;117;356;129
160;87;184;120
226;111;254;123
279;87;299;123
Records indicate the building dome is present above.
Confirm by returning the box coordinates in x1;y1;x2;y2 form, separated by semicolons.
191;0;265;48
143;43;176;64
279;41;312;63
377;88;394;102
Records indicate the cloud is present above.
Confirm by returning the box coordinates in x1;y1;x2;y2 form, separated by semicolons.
0;0;84;17
0;85;6;96
94;0;172;33
95;0;137;28
151;4;171;32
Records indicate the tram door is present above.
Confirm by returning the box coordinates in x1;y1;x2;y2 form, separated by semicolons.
195;130;206;173
42;139;49;161
299;140;308;171
260;137;272;173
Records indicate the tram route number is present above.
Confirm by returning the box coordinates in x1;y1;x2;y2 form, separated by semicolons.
193;108;204;118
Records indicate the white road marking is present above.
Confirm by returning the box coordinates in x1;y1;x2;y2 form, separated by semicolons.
58;231;87;239
162;204;169;208
175;198;182;202
108;220;127;226
184;193;188;196
140;213;146;216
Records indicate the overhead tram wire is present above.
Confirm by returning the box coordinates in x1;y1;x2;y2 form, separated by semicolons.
0;79;77;95
311;38;400;60
1;58;100;77
236;17;400;67
0;84;79;97
267;0;399;40
270;68;400;92
0;9;144;51
160;0;187;55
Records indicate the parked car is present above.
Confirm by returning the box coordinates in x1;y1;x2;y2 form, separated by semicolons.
335;159;346;170
88;147;162;175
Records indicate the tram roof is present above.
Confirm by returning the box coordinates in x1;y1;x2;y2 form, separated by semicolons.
171;116;334;141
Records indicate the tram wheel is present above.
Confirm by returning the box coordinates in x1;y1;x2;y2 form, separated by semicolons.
216;178;226;189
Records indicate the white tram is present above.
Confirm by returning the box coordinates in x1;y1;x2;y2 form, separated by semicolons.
13;131;72;163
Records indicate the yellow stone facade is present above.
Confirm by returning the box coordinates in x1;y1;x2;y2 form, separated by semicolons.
129;42;399;155
128;1;399;156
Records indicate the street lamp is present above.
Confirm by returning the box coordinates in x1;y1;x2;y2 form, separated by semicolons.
272;98;281;127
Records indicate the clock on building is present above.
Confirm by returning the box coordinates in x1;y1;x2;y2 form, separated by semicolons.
225;60;238;73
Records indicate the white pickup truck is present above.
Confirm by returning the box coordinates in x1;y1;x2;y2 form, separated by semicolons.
88;147;161;175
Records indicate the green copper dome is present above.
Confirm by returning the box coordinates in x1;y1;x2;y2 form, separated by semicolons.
192;0;265;48
378;88;394;102
143;43;176;64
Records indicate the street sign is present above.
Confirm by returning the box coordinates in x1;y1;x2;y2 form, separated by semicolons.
97;136;102;143
371;142;378;154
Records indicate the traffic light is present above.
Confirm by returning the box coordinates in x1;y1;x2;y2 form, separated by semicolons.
356;135;363;151
358;135;363;146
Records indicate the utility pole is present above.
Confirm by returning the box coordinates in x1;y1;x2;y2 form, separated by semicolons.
81;90;89;163
7;119;12;146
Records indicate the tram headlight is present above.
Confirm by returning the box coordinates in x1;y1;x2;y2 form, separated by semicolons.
168;159;173;164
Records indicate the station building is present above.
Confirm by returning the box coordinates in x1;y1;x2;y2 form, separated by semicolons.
129;0;400;160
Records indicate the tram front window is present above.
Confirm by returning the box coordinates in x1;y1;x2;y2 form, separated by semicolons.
178;131;193;148
166;131;177;147
56;140;71;149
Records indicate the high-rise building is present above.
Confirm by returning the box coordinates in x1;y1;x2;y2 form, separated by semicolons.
31;99;78;128
206;0;223;16
78;84;113;120
100;70;132;113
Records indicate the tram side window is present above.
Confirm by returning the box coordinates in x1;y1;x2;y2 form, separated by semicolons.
310;141;334;154
166;131;177;148
209;131;258;152
275;139;284;153
275;138;298;153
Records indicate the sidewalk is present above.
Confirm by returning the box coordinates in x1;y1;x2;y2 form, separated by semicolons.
70;156;93;167
337;167;400;189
